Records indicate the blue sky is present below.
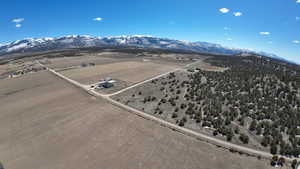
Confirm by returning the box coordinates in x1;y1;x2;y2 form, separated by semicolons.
1;0;299;64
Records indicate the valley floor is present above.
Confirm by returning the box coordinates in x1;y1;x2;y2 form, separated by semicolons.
0;69;275;169
1;49;296;169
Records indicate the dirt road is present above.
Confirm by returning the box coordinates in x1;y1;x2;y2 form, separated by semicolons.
103;68;181;97
38;60;276;160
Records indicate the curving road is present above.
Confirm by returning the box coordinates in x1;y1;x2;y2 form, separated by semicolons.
103;68;181;97
37;60;284;161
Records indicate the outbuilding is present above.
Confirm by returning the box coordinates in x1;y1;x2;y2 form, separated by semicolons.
100;81;114;88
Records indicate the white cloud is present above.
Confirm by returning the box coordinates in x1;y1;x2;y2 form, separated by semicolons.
259;32;270;35
297;0;300;3
93;17;103;21
226;38;233;41
219;8;230;13
233;12;242;16
12;18;24;23
12;18;24;28
268;41;273;44
292;40;300;44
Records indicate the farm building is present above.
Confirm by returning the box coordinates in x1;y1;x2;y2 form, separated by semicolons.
99;81;114;88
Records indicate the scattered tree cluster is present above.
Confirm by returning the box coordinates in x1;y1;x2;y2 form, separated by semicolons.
130;54;300;158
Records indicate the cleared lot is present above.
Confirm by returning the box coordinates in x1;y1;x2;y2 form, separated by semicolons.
0;71;273;169
0;65;9;75
60;60;180;85
0;61;45;79
43;55;126;70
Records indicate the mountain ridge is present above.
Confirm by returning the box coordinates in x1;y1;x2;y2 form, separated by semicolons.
0;35;293;64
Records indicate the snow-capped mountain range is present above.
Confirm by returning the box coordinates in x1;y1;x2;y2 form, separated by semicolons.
0;35;285;61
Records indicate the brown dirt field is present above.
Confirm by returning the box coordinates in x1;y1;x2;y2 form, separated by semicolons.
61;61;180;85
0;71;276;169
0;65;8;74
43;56;123;69
0;61;45;80
0;63;25;75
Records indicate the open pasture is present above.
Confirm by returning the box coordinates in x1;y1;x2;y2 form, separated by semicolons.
0;71;273;169
60;60;180;86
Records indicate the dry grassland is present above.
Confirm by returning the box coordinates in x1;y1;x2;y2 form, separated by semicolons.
0;71;275;169
44;56;124;69
186;59;229;72
0;65;8;74
61;61;179;85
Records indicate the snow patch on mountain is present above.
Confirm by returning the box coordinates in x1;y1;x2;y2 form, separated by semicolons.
7;43;29;52
0;35;287;63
